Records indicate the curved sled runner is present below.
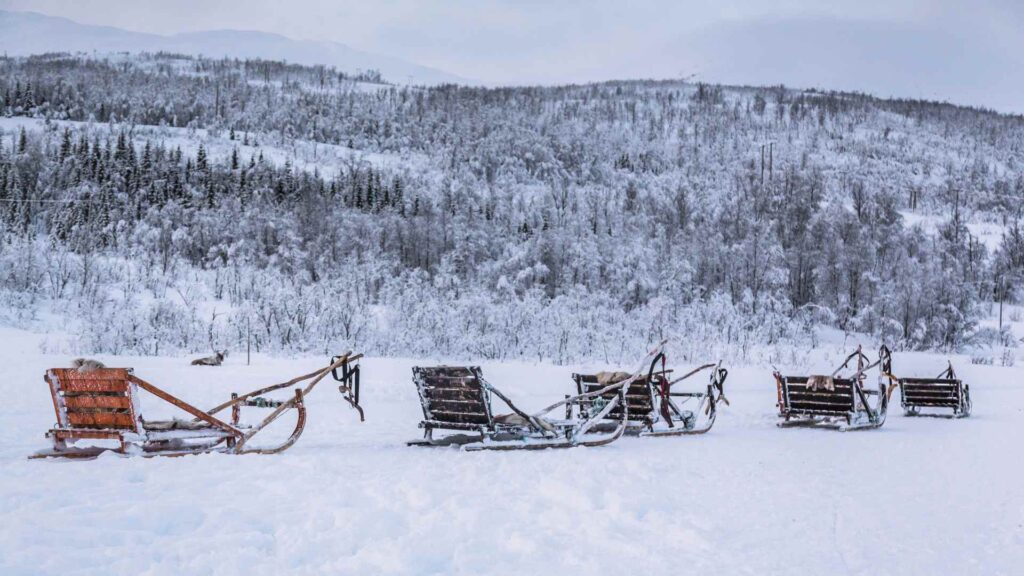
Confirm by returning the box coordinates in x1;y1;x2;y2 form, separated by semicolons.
897;361;971;418
408;343;666;451
31;352;363;459
774;346;897;431
571;352;728;437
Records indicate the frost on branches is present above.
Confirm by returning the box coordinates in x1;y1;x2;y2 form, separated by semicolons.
0;53;1022;361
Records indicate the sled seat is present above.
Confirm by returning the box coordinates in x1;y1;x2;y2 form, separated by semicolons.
899;377;970;417
412;366;496;434
778;376;856;418
572;373;653;421
45;368;142;445
43;368;238;452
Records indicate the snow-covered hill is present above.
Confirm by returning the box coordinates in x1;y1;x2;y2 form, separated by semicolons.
0;10;470;85
2;53;1022;359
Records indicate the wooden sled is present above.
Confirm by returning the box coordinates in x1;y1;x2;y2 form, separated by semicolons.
897;361;971;418
774;346;897;431
409;343;667;451
571;352;728;437
31;352;362;459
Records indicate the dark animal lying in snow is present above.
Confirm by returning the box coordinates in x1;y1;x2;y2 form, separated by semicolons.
191;351;226;366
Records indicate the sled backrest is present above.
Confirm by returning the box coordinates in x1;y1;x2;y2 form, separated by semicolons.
573;373;654;420
413;366;493;429
898;378;963;409
779;376;855;416
45;368;141;431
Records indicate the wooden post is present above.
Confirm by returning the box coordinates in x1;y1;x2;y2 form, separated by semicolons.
231;393;240;426
246;316;251;366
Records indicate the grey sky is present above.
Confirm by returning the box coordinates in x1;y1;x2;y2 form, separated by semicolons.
2;0;1021;112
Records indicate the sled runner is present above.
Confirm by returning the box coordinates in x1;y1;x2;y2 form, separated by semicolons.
571;353;728;436
774;346;897;431
408;343;667;451
897;361;971;418
31;352;363;459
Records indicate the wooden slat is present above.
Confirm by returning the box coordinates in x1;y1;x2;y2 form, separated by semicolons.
423;420;484;431
905;375;958;383
416;367;476;378
584;384;649;394
63;395;131;410
904;393;958;401
782;403;847;412
902;386;958;393
905;400;960;407
66;411;135;429
50;368;131;380
427;410;490;424
787;394;853;405
903;387;958;396
427;399;488;415
788;399;853;408
59;379;130;393
49;429;124;440
790;401;853;410
902;383;958;390
786;384;854;392
422;387;483;401
421;380;483;391
787;386;853;394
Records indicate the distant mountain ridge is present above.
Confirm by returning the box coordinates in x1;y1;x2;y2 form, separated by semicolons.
0;9;470;85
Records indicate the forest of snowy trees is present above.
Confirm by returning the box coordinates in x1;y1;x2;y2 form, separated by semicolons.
0;52;1022;361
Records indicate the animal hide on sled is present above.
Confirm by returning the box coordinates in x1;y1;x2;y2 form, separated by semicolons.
807;375;835;391
595;371;632;385
71;358;106;373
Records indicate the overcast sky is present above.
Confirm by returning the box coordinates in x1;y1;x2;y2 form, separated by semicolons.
2;0;1021;112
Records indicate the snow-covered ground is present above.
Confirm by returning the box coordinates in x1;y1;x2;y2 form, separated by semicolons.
901;209;1007;253
1;326;1021;575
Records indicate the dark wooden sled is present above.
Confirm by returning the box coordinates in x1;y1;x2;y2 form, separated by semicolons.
774;346;896;431
409;365;629;451
572;353;727;436
898;362;971;418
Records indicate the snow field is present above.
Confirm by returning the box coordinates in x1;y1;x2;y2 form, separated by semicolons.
0;327;1022;575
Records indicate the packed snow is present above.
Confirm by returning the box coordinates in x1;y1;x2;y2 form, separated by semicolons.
1;326;1021;575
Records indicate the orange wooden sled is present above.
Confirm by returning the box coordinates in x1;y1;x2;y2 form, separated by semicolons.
31;352;362;459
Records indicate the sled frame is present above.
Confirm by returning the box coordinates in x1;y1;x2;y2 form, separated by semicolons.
775;346;895;431
572;354;728;437
898;362;971;418
33;352;362;459
408;366;629;451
